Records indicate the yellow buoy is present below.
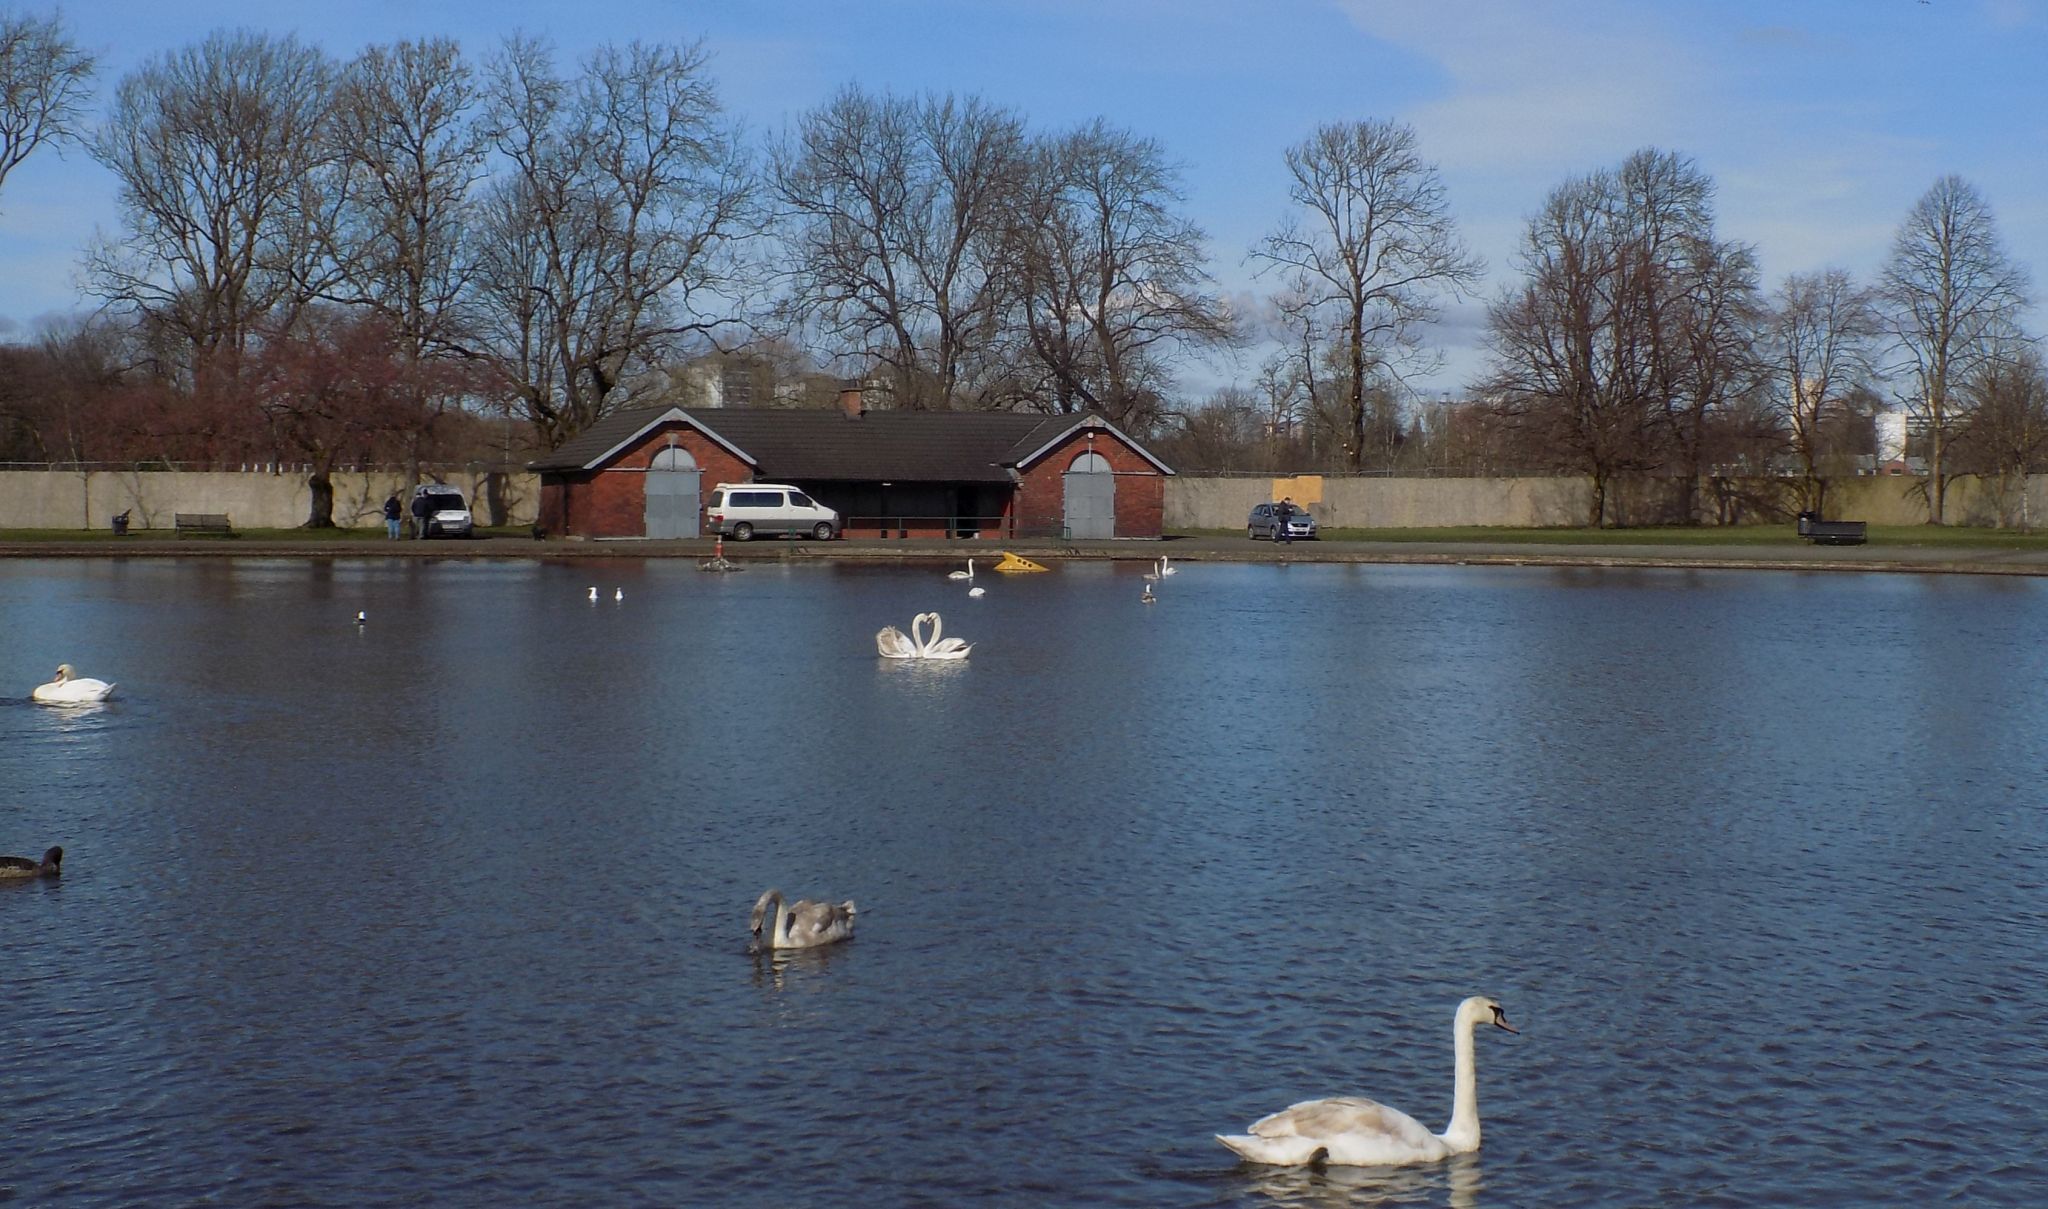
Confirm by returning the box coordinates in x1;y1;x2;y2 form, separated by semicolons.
993;551;1049;573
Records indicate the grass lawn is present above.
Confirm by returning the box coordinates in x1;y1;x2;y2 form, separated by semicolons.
1174;524;2048;549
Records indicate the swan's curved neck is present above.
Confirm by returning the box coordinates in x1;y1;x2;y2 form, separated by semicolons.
1442;1010;1482;1152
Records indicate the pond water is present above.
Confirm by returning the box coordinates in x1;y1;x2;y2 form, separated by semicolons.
3;556;2045;1207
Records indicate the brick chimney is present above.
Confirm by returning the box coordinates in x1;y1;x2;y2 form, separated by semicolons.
838;382;865;419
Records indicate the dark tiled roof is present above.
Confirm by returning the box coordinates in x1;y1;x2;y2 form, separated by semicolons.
531;406;1168;481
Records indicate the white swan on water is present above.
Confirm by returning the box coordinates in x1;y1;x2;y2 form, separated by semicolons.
875;612;972;659
1217;996;1517;1167
32;665;116;705
750;889;856;950
947;558;975;581
1160;555;1178;576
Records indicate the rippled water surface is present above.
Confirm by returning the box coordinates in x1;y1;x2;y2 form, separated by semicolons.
4;556;2045;1206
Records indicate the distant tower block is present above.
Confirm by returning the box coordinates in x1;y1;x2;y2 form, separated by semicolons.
1877;412;1908;465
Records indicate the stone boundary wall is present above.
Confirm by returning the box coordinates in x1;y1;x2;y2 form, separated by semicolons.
0;469;541;531
7;468;2045;532
1165;473;2048;530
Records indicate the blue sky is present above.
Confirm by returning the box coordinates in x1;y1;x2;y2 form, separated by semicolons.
2;0;2043;397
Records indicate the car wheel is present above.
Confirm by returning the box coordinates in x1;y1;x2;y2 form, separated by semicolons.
732;522;754;541
812;521;835;541
1248;525;1259;540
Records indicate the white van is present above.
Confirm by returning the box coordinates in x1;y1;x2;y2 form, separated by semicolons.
411;483;474;538
705;483;838;541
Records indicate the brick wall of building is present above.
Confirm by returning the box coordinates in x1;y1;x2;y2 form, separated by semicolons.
1012;429;1167;539
544;423;754;538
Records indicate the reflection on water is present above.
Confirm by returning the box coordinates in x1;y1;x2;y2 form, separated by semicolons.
3;558;2047;1206
1243;1155;1481;1209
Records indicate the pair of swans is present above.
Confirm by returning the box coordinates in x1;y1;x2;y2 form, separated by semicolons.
32;665;115;705
948;560;986;597
0;846;62;879
876;612;972;660
1218;996;1516;1167
750;888;856;950
1142;555;1179;581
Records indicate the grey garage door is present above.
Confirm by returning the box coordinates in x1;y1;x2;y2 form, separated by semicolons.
1062;453;1115;539
645;447;701;538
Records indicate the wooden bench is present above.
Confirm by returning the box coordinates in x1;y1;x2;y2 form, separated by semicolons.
173;512;235;539
1796;511;1866;546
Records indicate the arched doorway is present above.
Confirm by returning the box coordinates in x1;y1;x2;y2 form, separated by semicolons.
645;445;701;538
1062;450;1115;539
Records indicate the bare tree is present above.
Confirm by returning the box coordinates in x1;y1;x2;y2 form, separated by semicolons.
1252;119;1481;470
474;36;754;448
1480;170;1660;525
1767;268;1879;513
772;86;1025;410
325;38;487;361
87;30;338;381
1006;119;1233;427
1482;149;1759;525
1880;175;2031;524
1664;231;1765;520
1950;339;2048;529
0;8;92;201
0;8;94;200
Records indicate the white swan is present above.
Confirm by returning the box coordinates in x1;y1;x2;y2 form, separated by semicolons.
876;624;920;659
587;586;599;602
750;888;856;950
914;611;972;659
876;612;972;659
1160;555;1178;576
968;585;985;598
947;558;975;581
1217;996;1517;1167
1144;559;1163;581
32;665;116;705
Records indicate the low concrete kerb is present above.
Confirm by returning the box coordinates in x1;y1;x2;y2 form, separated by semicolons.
8;533;2048;576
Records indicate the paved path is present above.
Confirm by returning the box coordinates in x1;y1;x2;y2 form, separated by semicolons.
8;532;2048;576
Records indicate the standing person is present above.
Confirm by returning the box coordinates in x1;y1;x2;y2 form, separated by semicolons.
410;489;429;540
382;493;402;540
1276;497;1295;545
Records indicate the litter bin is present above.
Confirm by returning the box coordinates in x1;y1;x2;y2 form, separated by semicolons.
111;510;130;536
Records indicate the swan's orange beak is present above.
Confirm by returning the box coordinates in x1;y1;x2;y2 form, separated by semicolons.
1492;1010;1518;1034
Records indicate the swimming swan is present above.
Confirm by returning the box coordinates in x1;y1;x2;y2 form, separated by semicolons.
32;665;116;705
875;612;972;659
0;846;62;879
947;559;975;581
750;888;856;950
912;611;972;658
1160;555;1177;576
1217;996;1516;1167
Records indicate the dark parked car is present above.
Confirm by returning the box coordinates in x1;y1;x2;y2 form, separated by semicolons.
1246;502;1318;541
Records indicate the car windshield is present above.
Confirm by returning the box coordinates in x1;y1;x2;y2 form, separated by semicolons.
422;493;464;511
790;491;814;507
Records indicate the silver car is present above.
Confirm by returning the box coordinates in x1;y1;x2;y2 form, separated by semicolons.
1246;502;1317;541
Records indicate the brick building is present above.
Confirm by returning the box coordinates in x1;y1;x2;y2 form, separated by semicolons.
530;389;1172;540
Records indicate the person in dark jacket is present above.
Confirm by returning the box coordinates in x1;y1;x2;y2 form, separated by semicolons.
383;494;402;540
1276;497;1295;544
409;490;429;539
